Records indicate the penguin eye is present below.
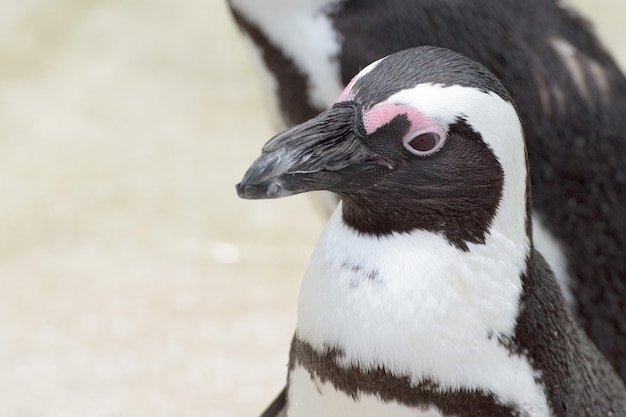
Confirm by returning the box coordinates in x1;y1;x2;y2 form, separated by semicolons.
403;132;445;156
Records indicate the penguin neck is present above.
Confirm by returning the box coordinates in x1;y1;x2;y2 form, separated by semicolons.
297;196;531;366
339;190;501;252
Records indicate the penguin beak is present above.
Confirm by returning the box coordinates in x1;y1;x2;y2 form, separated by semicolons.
236;103;391;199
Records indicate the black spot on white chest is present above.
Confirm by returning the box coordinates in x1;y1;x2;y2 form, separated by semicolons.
340;261;381;288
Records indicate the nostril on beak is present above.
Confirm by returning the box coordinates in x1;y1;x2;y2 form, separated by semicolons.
267;182;280;198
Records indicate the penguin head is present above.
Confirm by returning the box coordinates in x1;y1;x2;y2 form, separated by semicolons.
237;46;528;250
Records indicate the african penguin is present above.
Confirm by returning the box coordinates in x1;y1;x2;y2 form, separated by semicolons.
227;0;626;379
237;46;626;417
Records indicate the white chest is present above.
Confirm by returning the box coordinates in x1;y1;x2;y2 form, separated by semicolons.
292;206;551;416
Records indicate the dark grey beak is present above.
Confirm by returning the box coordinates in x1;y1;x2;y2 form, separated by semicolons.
236;103;392;199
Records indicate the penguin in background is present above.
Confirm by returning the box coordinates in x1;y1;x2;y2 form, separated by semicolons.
237;46;626;417
226;0;626;380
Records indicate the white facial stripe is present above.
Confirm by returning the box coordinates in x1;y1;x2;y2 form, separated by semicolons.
231;0;345;109
336;57;386;102
385;84;528;249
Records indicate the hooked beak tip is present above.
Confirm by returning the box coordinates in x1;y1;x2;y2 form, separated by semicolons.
236;150;291;199
236;180;293;199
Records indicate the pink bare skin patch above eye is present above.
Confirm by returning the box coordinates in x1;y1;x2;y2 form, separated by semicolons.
362;103;444;137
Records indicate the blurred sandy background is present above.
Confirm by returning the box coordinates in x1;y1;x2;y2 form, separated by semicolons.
0;1;623;416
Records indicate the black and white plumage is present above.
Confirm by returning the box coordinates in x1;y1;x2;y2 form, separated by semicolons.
237;46;626;417
227;0;626;379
